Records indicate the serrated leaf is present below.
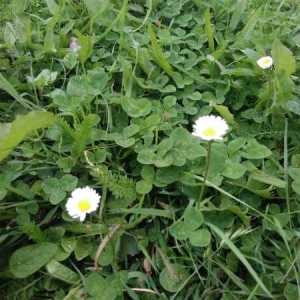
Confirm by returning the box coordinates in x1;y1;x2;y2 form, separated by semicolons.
148;24;174;77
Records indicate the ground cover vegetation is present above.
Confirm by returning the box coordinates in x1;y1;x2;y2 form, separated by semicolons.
1;0;300;299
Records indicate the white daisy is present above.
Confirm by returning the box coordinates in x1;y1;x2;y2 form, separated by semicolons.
256;56;273;69
66;186;100;221
192;115;229;141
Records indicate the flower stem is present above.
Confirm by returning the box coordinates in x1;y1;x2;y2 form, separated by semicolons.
99;186;107;221
198;142;212;203
284;117;291;229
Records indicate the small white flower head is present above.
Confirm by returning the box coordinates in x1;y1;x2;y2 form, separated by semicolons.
256;56;273;69
66;186;100;221
192;115;229;141
69;37;81;53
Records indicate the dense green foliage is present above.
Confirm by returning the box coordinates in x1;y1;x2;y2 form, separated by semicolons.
1;0;300;299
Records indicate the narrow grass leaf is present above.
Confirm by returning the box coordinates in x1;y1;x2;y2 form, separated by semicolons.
207;223;273;298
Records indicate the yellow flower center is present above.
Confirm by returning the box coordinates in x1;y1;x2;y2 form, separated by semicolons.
261;58;270;65
78;199;91;212
202;127;216;137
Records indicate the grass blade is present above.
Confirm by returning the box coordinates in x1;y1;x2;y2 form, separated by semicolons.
207;222;273;298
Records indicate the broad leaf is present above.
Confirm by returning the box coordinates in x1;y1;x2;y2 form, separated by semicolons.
0;111;56;161
10;243;57;278
272;39;296;75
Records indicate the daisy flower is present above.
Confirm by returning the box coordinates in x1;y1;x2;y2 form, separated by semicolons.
66;186;100;221
192;115;229;141
256;56;273;69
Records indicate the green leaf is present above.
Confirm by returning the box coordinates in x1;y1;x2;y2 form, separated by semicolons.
72;114;100;158
114;134;135;148
74;31;93;63
288;167;300;180
64;223;107;235
121;97;152;118
284;283;299;300
155;166;182;186
85;273;106;296
63;48;78;69
204;8;214;52
27;69;57;88
159;264;189;292
60;175;78;192
229;0;247;31
208;143;228;179
171;128;206;160
183;206;204;231
86;272;126;300
189;229;211;247
286;99;300;115
141;165;155;182
148;24;174;77
44;17;57;52
42;177;66;204
136;180;152;194
46;0;59;15
214;105;235;125
272;39;296;75
222;161;247;179
9;242;57;278
46;260;79;284
242;139;272;160
137;148;156;165
111;208;172;219
0;111;56;161
169;221;190;240
228;138;246;156
291;180;300;195
74;239;92;261
251;171;286;188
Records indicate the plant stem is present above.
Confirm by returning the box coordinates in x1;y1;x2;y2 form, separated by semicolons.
99;186;107;221
198;142;212;203
284;117;291;228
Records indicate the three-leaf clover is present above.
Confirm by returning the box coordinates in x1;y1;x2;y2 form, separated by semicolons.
42;175;78;205
170;206;211;247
